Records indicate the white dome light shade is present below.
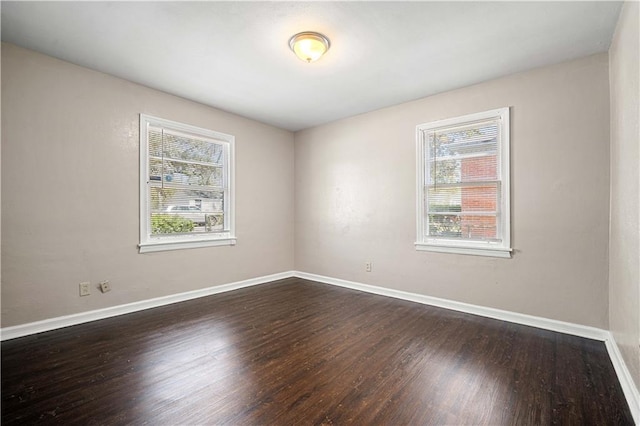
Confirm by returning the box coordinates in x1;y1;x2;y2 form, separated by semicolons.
289;32;330;63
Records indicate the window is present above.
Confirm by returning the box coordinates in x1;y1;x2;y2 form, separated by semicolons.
416;108;511;258
139;114;235;253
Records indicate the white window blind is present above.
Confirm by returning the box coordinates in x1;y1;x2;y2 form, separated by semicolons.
139;115;235;253
416;108;511;258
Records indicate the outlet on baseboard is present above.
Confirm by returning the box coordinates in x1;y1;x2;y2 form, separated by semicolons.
365;261;372;272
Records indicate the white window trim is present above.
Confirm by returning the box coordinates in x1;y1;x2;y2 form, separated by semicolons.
138;114;236;253
415;107;511;258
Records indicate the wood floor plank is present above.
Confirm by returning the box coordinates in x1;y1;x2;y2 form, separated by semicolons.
2;278;633;425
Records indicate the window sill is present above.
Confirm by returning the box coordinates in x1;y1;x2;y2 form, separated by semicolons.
139;237;237;253
415;242;512;258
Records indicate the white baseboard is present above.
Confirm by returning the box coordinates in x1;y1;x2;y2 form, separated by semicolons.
3;270;607;342
294;271;639;423
3;269;638;423
605;335;640;424
294;271;609;341
1;271;296;341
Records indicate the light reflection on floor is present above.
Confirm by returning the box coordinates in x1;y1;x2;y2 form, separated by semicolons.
135;321;259;422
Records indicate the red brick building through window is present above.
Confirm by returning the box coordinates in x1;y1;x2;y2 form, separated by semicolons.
460;153;498;240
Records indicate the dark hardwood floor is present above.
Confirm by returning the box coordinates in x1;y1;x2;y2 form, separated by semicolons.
2;277;633;425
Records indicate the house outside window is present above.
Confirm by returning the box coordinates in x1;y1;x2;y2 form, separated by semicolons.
139;114;235;253
416;108;511;258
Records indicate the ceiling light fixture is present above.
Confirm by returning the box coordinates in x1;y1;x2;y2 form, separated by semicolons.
289;31;330;63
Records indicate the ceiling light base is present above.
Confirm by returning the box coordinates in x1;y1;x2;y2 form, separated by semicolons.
289;31;330;63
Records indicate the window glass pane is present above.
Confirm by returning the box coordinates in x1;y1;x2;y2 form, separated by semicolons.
149;158;163;181
429;122;498;185
428;214;498;241
150;187;223;212
428;214;461;238
149;187;224;235
427;187;461;212
162;131;224;164
460;155;497;182
458;215;498;241
430;123;498;158
425;120;500;240
428;184;498;213
149;129;163;157
461;184;497;212
162;160;223;187
428;158;461;185
150;213;225;235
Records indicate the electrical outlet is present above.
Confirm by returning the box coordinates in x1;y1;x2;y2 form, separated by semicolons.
365;261;372;272
99;281;111;293
79;282;91;297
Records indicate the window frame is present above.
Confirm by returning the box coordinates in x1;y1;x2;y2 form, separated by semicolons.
415;107;511;258
138;114;236;253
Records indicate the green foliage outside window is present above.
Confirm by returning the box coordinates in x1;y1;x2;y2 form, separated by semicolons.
151;214;194;234
429;205;462;237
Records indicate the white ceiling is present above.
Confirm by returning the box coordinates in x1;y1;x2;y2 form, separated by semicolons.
1;1;623;131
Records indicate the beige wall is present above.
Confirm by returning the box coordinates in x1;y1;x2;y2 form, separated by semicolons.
1;43;295;326
609;2;640;390
0;41;621;333
295;53;611;328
